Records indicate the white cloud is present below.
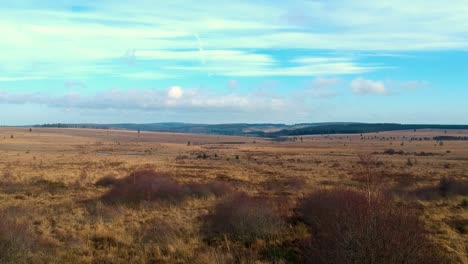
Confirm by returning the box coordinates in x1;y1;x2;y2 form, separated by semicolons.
351;77;388;95
167;86;183;99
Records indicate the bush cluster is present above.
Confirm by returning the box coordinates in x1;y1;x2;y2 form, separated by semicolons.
101;169;232;204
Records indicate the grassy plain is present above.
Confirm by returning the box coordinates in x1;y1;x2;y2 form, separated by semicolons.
0;127;467;263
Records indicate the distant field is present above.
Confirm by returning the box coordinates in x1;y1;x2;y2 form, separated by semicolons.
0;127;467;263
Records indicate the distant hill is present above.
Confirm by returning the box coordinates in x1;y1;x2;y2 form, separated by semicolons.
256;123;468;137
35;122;468;138
35;122;288;136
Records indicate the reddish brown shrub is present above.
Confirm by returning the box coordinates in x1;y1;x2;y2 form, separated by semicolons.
102;169;232;204
298;188;448;264
204;193;287;243
102;170;189;203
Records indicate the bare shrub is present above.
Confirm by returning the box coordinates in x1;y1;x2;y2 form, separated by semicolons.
102;169;232;204
204;193;287;243
298;188;448;264
102;169;188;204
352;154;385;204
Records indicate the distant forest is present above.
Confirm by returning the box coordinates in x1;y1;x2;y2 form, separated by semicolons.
35;123;468;138
258;124;468;137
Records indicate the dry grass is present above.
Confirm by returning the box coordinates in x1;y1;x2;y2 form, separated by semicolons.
0;127;467;263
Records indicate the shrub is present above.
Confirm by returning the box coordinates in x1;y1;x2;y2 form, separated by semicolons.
204;193;287;243
298;188;448;264
95;175;119;187
102;169;232;204
383;149;404;155
102;170;189;204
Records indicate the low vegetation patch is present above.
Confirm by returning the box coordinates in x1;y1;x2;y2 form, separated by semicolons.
204;193;288;244
0;208;35;264
138;217;183;256
380;149;443;156
412;176;468;200
298;188;448;264
263;176;308;193
102;169;232;204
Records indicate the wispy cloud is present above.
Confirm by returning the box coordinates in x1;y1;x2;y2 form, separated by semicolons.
351;77;388;95
1;1;467;81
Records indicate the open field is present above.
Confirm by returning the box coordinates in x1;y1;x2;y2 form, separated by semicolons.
0;127;467;263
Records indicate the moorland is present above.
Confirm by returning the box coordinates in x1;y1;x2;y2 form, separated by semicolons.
0;127;467;263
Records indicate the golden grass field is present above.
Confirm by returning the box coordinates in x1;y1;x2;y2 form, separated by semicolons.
0;127;467;263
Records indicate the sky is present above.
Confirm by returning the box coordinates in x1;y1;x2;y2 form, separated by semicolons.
1;0;467;125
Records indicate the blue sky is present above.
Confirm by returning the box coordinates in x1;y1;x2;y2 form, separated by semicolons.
0;0;467;125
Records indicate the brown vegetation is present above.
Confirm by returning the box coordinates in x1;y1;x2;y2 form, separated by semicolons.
299;188;448;264
102;169;232;204
0;127;467;263
204;193;288;243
